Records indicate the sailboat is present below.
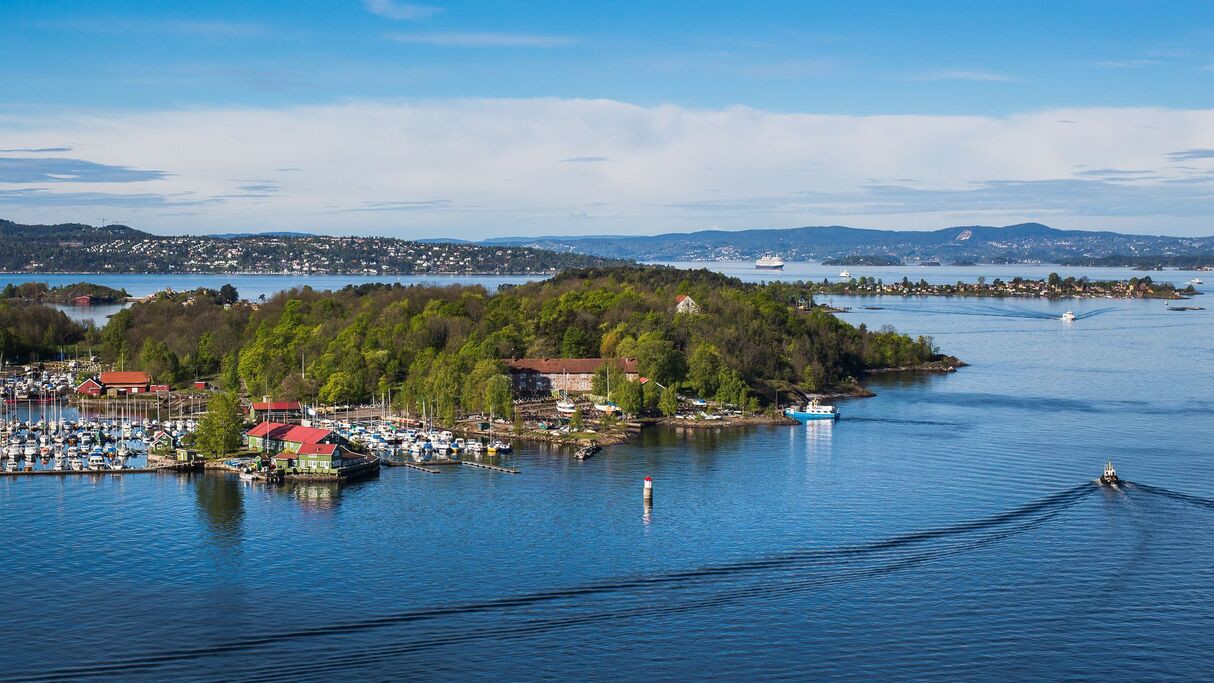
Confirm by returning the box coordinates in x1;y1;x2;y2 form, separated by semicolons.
593;365;619;414
556;371;577;414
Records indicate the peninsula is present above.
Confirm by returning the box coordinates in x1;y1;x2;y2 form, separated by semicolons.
811;273;1200;299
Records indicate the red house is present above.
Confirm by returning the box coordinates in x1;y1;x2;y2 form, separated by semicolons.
248;400;303;421
99;371;151;394
75;377;104;396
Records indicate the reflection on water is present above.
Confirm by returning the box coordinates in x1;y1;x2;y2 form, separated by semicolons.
800;419;834;461
194;475;244;546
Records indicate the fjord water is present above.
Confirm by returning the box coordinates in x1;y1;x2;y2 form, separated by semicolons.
2;294;1213;680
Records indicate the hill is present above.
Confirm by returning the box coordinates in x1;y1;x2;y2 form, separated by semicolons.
485;223;1214;264
0;219;625;275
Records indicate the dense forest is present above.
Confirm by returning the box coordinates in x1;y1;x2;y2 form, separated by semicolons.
1;281;129;303
84;266;947;419
0;301;91;362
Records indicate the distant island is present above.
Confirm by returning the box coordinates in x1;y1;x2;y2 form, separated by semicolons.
815;273;1200;299
823;254;904;266
2;281;129;304
0;219;624;275
486;222;1214;265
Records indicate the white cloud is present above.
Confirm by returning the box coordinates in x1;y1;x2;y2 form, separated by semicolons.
362;0;442;21
913;69;1022;83
4;99;1214;236
387;32;573;47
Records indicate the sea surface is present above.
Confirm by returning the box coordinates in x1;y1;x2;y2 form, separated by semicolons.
1;273;1212;681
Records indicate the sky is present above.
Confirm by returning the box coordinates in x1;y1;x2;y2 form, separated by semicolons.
2;0;1214;238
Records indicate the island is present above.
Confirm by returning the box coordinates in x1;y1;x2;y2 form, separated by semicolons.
812;273;1200;299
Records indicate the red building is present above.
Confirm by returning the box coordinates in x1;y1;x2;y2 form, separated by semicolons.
99;371;151;394
248;400;304;421
75;377;104;396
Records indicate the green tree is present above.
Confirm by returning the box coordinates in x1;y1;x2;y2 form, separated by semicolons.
569;408;583;431
687;344;723;398
218;283;239;304
659;385;679;417
319;371;358;405
615;379;644;415
221;352;241;392
485;373;513;420
195;392;245;458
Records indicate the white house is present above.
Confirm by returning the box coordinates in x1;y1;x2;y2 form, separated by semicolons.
675;294;699;314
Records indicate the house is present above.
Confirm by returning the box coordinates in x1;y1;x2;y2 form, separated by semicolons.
248;400;303;421
674;294;700;314
273;443;347;473
245;421;343;454
99;371;151;394
72;295;92;306
505;358;640;395
193;381;210;391
75;377;104;396
150;384;170;393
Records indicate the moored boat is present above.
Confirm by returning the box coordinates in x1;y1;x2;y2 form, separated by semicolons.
784;398;839;421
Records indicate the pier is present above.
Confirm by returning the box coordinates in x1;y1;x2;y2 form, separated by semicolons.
461;460;520;474
0;461;202;477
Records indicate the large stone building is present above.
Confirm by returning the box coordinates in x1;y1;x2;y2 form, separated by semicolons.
505;358;640;395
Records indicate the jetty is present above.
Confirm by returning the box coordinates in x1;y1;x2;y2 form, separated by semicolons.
461;460;520;474
0;461;202;477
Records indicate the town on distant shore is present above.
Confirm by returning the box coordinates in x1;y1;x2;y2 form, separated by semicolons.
811;273;1201;299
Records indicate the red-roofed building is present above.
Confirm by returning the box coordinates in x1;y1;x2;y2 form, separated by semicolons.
246;421;343;454
674;294;699;314
75;377;103;396
99;371;151;394
273;442;346;472
505;358;639;394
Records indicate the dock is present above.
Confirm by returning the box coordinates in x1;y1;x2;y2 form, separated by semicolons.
461;460;520;474
399;461;442;474
0;462;202;477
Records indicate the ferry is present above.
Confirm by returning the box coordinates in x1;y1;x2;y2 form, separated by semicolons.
1061;311;1076;322
755;254;785;270
784;398;839;421
1099;460;1120;487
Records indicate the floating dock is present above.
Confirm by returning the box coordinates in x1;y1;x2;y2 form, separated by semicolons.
399;462;441;474
0;462;202;477
461;460;520;474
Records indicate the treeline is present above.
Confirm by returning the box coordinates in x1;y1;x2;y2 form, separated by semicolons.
90;266;945;416
1;281;129;303
0;302;92;362
1061;254;1214;269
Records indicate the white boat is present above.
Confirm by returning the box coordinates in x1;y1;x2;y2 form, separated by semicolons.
1061;311;1076;322
87;455;107;471
755;254;785;270
838;270;851;278
1099;460;1120;487
556;399;577;414
1190;278;1204;285
487;440;512;454
784;398;840;421
593;401;619;414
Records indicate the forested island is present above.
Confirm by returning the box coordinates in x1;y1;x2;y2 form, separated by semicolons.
812;273;1199;299
0;219;624;275
2;267;959;413
1;281;129;303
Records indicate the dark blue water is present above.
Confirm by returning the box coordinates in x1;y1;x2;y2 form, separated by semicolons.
1;295;1212;681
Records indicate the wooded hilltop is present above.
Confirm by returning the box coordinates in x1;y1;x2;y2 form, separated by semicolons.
3;266;956;414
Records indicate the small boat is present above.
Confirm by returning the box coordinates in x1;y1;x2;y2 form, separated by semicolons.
784;398;839;421
1061;311;1076;322
556;399;577;415
575;444;599;460
755;254;785;270
1190;278;1203;285
1099;460;1120;487
3;458;17;473
87;454;108;471
487;440;512;454
838;270;851;278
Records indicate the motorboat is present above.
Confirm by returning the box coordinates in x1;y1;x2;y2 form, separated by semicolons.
838;270;852;278
1061;311;1076;322
784;398;840;421
556;399;577;414
1099;460;1120;487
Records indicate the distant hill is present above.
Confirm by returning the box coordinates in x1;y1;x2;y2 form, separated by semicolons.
485;223;1214;264
0;219;625;275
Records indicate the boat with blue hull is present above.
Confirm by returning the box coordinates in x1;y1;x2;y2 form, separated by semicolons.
784;398;839;421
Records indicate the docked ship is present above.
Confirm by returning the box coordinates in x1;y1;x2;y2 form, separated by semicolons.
784;398;839;421
755;254;785;270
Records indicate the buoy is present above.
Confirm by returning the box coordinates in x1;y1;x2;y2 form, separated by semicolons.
643;476;653;503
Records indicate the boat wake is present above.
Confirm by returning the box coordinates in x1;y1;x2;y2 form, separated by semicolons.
2;484;1097;682
1126;482;1214;510
880;304;1117;321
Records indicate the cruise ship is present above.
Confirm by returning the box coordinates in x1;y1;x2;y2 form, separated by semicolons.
755;254;785;270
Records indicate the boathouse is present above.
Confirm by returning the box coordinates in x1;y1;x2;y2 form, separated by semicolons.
273;443;346;473
99;371;151;394
505;358;639;394
245;421;343;454
75;377;104;397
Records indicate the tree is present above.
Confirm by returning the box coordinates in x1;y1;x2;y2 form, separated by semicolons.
591;362;629;397
569;408;583;431
485;374;513;420
616;379;643;415
218;283;239;305
139;338;181;385
221;352;241;392
319;371;358;405
659;385;679;417
195;392;245;458
687;344;723;398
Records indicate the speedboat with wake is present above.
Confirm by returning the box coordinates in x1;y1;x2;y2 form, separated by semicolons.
1061;311;1076;322
1099;460;1120;487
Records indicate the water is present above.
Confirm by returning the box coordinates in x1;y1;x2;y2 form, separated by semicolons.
2;289;1213;680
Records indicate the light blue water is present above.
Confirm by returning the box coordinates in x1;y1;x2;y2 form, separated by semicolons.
1;294;1210;681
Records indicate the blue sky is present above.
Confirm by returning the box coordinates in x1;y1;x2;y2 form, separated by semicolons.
2;1;1214;237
